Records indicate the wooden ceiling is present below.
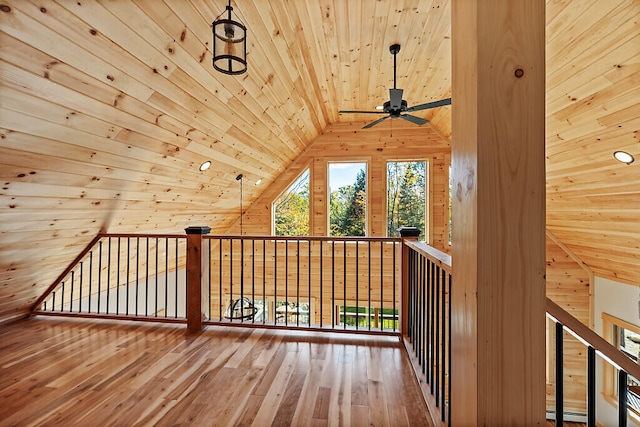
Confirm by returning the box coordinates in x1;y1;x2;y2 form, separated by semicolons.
0;0;638;323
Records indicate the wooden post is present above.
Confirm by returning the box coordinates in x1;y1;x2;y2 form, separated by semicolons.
451;0;546;425
185;226;211;332
399;227;420;337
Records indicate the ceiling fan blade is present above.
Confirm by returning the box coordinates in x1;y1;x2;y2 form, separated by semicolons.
389;88;404;109
339;110;386;115
399;114;428;126
362;115;390;129
406;97;452;112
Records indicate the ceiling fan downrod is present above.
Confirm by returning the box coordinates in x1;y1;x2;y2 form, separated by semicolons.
390;44;400;89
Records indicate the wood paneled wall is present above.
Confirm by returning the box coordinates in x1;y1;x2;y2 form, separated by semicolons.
545;230;593;415
226;121;452;252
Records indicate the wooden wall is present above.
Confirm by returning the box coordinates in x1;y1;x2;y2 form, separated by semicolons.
226;121;452;252
545;230;593;416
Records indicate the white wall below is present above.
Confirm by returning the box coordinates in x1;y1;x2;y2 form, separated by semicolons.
594;276;640;427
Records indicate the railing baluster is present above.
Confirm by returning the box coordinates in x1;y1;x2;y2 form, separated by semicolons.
619;370;628;427
441;269;447;420
273;239;277;326
106;238;111;314
79;261;83;313
343;240;347;330
251;239;255;324
135;237;139;316
587;345;596;427
145;237;149;317
380;242;384;331
241;238;245;324
308;240;311;327
126;238;130;316
435;265;440;406
174;238;178;318
355;240;359;330
219;239;223;320
97;241;102;314
164;238;169;318
448;273;452;425
155;237;159;317
262;239;266;324
555;321;564;427
296;239;300;326
116;238;121;314
367;241;371;330
88;251;93;313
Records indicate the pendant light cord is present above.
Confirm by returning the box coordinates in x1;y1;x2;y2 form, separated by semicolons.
236;174;243;235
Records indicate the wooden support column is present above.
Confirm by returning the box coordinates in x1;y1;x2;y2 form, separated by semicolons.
399;227;420;337
451;1;546;425
185;226;211;332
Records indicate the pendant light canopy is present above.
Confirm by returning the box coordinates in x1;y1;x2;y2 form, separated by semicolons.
212;0;247;75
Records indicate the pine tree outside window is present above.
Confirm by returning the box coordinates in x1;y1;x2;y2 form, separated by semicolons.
387;161;426;240
328;163;367;236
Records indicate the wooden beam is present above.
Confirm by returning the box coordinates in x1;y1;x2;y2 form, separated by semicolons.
185;226;210;331
451;0;546;424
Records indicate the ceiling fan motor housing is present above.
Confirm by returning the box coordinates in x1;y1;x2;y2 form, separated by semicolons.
383;99;408;117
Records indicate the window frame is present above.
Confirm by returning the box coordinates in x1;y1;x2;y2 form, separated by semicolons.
602;312;640;420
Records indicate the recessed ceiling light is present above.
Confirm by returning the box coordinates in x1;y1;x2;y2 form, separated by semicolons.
613;151;634;164
375;105;384;111
199;160;212;171
255;178;263;185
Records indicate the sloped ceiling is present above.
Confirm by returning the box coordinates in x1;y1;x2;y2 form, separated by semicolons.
0;0;638;323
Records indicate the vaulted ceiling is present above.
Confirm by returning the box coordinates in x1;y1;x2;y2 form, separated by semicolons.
0;0;638;323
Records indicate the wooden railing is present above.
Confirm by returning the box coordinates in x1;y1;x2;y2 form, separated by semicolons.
202;235;401;333
32;229;402;335
401;242;640;427
33;228;639;426
401;240;452;427
32;233;188;323
547;298;640;427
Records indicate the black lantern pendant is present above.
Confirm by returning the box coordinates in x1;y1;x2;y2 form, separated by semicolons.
212;0;247;75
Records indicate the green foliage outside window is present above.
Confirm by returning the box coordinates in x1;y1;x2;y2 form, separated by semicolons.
330;168;366;236
387;161;426;239
273;170;310;236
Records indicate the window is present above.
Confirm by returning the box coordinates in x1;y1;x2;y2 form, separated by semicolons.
387;161;426;239
338;305;398;330
273;169;310;236
329;162;367;236
603;313;640;418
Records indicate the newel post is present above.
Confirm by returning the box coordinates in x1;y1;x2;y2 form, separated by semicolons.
398;227;420;337
185;226;211;332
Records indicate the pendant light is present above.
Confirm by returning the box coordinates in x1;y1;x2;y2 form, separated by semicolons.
212;0;247;75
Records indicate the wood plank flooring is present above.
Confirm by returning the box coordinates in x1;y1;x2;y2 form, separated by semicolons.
0;317;433;426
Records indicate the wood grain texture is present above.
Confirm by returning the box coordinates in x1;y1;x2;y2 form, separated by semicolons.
545;231;593;415
0;0;638;328
451;0;546;424
0;317;433;427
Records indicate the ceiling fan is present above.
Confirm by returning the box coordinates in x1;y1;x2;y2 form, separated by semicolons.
339;44;451;129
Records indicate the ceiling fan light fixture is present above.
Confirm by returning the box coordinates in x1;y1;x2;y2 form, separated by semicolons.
199;160;212;171
613;151;634;164
212;0;247;75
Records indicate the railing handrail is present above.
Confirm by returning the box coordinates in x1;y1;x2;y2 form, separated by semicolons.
205;234;402;243
405;241;452;273
546;297;640;380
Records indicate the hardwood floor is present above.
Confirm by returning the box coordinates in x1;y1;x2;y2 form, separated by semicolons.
0;317;433;426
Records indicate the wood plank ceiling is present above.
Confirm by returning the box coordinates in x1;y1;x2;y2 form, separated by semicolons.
0;0;638;323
